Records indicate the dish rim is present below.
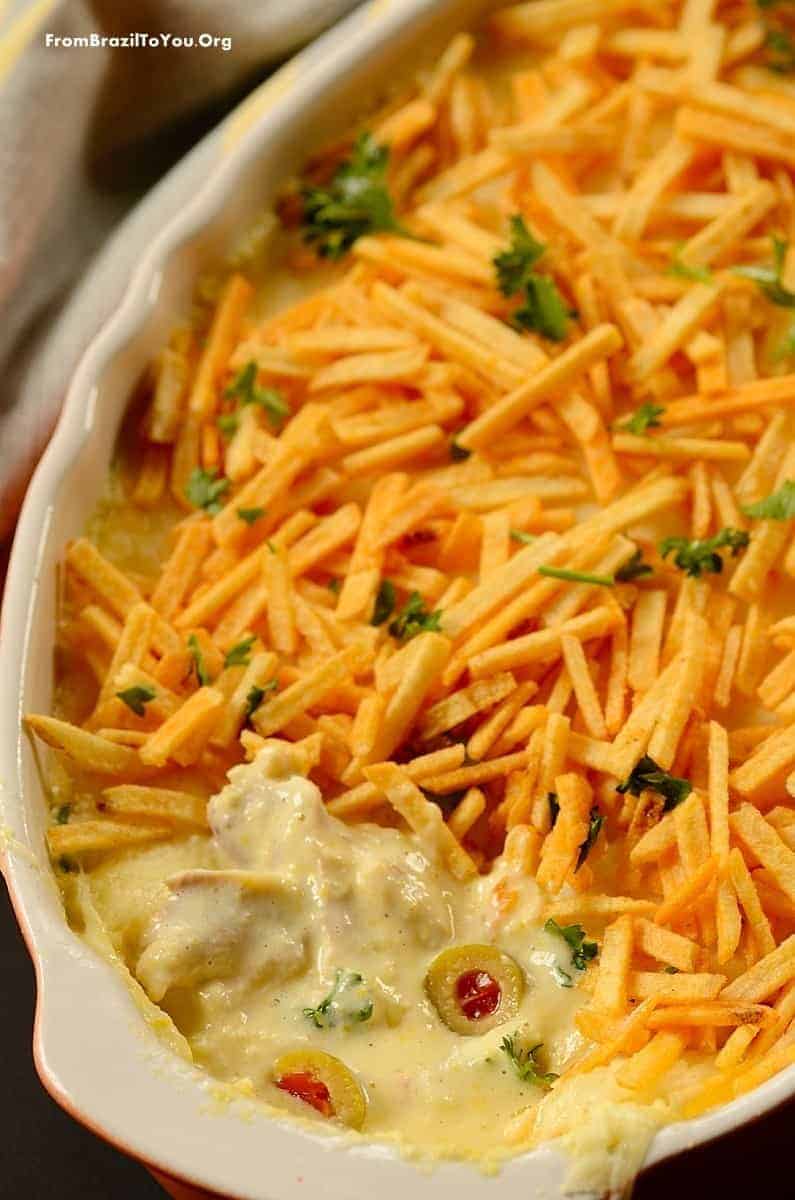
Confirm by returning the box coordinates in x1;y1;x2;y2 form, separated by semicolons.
2;1;795;1195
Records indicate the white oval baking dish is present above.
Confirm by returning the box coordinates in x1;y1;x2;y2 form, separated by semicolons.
3;1;795;1196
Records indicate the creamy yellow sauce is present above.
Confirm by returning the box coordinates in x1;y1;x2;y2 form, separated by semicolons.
90;742;587;1157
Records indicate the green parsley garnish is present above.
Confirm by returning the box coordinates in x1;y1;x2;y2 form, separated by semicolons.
327;576;342;595
388;592;442;642
551;964;575;989
618;402;665;435
664;965;681;974
660;528;749;577
734;236;795;305
538;565;615;587
617;754;692;812
494;214;573;341
450;436;471;462
371;579;397;626
765;26;795;72
742;480;795;521
116;684;156;717
545;918;599;978
55;804;71;825
224;635;256;668
500;1034;558;1088
303;969;374;1029
237;506;265;525
187;633;211;686
245;679;278;721
615;548;654;583
245;685;265;720
217;412;238;438
575;806;604;872
300;133;407;259
510;529;537;545
185;467;230;515
494;214;546;295
513;274;573;342
225;361;290;429
668;251;713;283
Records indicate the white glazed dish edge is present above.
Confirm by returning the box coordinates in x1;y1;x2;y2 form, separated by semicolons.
2;1;795;1195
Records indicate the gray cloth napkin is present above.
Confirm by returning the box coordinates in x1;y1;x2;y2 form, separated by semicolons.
0;0;359;540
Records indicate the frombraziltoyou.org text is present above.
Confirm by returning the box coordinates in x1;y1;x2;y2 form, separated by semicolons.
44;32;233;52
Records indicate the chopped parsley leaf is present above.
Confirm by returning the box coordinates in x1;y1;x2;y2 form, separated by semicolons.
545;918;599;973
224;635;256;668
494;214;546;297
299;133;406;259
500;1034;558;1088
552;965;574;988
734;235;795;306
765;26;795;72
116;684;156;717
217;412;239;438
617;754;692;811
513;273;573;342
237;506;266;525
55;804;71;825
538;565;615;587
185;467;230;515
245;678;277;720
615;548;654;582
327;576;342;595
618;402;665;436
510;529;536;544
388;591;442;642
371;579;396;626
742;480;795;521
494;214;573;341
575;806;604;872
660;528;749;577
303;969;374;1029
187;633;212;686
225;361;290;429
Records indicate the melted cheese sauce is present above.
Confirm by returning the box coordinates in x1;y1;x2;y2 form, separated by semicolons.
120;744;587;1158
53;488;673;1184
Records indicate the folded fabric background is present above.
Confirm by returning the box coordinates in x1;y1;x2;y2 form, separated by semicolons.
0;0;360;544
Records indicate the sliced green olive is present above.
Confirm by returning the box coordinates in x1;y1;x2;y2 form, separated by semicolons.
425;944;524;1035
272;1048;367;1130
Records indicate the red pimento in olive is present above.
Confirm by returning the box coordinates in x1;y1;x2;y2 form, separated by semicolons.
276;1071;334;1117
456;969;502;1020
272;1049;367;1129
425;944;524;1035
